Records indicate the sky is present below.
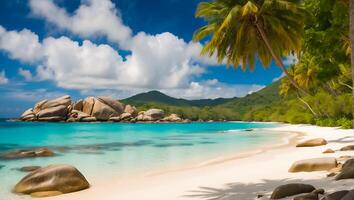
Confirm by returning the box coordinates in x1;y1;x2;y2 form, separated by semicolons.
0;0;291;117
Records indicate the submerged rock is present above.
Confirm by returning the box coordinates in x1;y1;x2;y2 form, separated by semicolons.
270;183;315;199
296;138;327;147
14;164;89;197
289;157;337;172
16;166;41;172
1;148;54;159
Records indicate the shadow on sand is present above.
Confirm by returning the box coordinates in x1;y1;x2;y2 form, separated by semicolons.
184;177;354;200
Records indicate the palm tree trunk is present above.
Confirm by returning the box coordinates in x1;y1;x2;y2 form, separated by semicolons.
350;0;354;127
296;93;318;117
254;22;310;96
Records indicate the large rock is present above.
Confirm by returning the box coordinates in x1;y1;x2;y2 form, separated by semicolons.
270;183;315;199
14;164;89;196
340;145;354;151
80;117;97;122
335;158;354;180
162;114;182;122
124;105;138;117
321;190;349;200
1;148;54;159
144;109;164;120
91;99;119;121
120;113;132;121
296;138;328;147
20;108;36;121
82;97;95;115
39;95;71;110
73;100;84;111
82;97;124;121
37;105;68;118
68;110;91;122
33;99;48;113
289;157;337;173
37;116;66;122
294;189;324;200
97;96;124;114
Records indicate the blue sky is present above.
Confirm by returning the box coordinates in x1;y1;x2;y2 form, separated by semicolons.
0;0;287;117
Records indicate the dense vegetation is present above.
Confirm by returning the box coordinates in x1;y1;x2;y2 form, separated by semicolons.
245;0;353;128
123;0;353;129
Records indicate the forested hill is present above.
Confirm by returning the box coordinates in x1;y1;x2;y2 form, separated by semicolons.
122;90;237;107
121;81;282;121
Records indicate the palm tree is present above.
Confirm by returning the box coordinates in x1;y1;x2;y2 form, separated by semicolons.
193;0;309;95
350;0;354;126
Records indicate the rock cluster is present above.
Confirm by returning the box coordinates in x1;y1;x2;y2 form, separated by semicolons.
20;95;189;123
1;148;54;159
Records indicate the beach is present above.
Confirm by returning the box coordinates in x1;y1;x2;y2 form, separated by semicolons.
37;124;353;200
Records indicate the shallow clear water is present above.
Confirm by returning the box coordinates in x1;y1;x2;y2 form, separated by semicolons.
0;121;283;199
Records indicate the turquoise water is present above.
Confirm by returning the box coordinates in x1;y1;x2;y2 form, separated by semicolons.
0;121;284;199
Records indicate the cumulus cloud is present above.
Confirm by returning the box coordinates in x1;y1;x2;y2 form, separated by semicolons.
29;0;132;48
0;26;42;63
0;70;8;84
0;0;261;99
18;68;34;81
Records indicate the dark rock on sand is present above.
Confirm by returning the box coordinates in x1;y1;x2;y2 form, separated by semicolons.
270;183;315;199
340;145;354;151
294;189;324;200
335;158;354;180
289;157;337;172
342;190;354;200
321;190;349;200
296;138;327;147
1;148;54;159
14;164;89;197
323;149;335;154
0;164;4;169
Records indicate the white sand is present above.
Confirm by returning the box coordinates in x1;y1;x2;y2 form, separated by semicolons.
47;124;354;200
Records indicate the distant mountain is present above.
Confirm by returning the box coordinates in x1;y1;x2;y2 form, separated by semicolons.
121;80;282;121
122;90;236;107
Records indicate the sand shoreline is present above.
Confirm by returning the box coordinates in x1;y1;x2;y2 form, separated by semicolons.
43;124;354;200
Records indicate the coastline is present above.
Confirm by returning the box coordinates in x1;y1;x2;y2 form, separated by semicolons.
41;124;354;200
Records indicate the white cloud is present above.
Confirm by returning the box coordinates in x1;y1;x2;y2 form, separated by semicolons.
283;54;298;66
0;26;43;63
0;0;260;99
161;81;265;99
0;70;8;84
4;88;67;102
29;0;132;48
18;68;34;81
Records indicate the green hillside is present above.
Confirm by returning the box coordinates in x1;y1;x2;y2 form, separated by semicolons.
122;90;235;107
121;80;282;121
